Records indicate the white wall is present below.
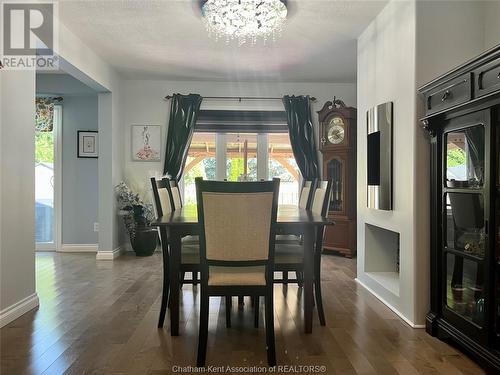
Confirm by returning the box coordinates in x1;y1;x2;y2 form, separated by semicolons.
357;0;422;326
484;0;500;50
416;0;489;87
0;70;39;326
357;0;496;327
0;9;124;327
120;79;356;195
54;20;125;259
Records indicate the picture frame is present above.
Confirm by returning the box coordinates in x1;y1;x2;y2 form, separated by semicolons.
77;130;98;158
131;125;161;162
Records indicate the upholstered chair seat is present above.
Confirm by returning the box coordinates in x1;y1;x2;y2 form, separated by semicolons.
208;266;266;286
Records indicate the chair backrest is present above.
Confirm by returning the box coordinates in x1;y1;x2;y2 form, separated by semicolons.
311;180;333;217
298;180;316;209
195;178;280;268
150;177;174;218
169;179;183;209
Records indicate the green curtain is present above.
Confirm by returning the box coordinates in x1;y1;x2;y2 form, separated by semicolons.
282;95;319;180
35;98;54;132
163;94;203;181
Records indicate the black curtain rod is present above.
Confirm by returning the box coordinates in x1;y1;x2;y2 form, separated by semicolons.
37;96;63;102
163;95;316;102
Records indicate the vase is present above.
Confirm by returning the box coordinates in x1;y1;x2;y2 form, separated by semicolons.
131;227;158;256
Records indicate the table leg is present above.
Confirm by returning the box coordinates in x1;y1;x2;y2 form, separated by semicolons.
169;228;181;336
303;225;314;334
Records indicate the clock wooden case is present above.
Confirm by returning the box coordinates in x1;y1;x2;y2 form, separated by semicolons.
318;98;357;258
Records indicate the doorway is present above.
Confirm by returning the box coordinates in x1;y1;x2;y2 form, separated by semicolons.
35;103;62;251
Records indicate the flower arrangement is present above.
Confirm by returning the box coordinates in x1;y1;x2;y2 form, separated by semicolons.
115;181;154;240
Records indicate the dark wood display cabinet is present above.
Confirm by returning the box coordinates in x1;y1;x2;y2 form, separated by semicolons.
419;45;500;373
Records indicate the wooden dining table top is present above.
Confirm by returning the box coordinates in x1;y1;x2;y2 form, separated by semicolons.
152;204;334;228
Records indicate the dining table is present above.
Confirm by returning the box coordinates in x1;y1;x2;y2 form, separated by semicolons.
152;204;333;336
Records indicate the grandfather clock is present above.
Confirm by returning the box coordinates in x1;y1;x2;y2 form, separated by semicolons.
318;98;357;258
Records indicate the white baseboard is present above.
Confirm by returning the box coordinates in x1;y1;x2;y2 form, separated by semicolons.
0;293;39;328
96;246;123;260
355;278;425;329
59;244;98;253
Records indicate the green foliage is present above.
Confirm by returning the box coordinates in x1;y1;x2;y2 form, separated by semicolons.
227;158;244;181
269;159;295;182
35;132;54;163
184;157;216;184
203;158;216;180
447;148;466;167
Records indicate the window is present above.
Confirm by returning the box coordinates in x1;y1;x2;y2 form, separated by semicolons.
183;132;216;208
226;133;258;181
268;133;299;205
181;110;299;205
183;131;299;206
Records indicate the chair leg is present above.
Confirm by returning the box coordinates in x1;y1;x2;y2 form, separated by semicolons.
254;295;259;328
282;271;288;284
193;271;198;286
296;271;304;288
225;296;232;328
314;252;326;326
180;272;185;288
158;247;170;328
265;291;276;366
197;289;209;367
238;296;244;306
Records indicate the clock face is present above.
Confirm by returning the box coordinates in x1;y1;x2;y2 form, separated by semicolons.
327;117;345;144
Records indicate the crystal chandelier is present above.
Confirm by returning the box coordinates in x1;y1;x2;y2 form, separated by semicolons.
200;0;288;45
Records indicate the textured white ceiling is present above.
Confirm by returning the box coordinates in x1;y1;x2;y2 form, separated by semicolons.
58;0;387;82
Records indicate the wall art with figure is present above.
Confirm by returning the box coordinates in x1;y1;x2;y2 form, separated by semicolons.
131;125;161;161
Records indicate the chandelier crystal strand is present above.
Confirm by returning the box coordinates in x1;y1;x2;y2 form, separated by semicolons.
201;0;287;45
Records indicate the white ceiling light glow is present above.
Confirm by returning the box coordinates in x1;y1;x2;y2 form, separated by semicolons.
201;0;288;46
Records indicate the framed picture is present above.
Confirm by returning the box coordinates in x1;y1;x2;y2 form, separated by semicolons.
131;125;161;162
77;131;98;158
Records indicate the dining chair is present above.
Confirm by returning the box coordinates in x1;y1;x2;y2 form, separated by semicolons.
169;179;199;245
195;177;280;367
150;177;201;328
274;179;333;326
276;179;316;283
276;179;316;246
150;177;173;328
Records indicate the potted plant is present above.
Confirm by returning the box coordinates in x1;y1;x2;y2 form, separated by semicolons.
115;182;158;256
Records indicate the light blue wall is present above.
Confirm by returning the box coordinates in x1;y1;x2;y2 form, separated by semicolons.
61;96;99;244
36;73;99;245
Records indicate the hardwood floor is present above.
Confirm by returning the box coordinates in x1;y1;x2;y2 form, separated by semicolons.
0;252;484;375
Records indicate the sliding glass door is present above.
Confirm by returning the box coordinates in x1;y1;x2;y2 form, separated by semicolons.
35;105;61;250
183;131;299;206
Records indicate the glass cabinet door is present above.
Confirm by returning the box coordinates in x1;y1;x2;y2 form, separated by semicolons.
441;120;490;340
445;125;485;188
445;192;485;258
445;253;485;326
326;157;344;213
